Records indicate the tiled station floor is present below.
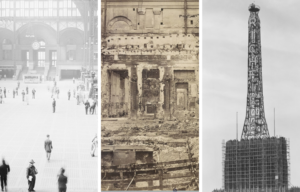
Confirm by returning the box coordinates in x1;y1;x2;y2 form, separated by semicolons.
0;80;98;192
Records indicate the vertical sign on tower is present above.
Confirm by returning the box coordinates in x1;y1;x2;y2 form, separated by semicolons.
241;4;270;139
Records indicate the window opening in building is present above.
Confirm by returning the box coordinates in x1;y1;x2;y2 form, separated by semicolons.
67;50;75;61
3;0;81;17
2;39;12;60
37;51;46;67
50;51;57;67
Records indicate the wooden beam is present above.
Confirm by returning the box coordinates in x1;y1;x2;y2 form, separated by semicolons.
101;163;199;174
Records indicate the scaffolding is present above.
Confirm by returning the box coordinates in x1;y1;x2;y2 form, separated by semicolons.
223;137;289;192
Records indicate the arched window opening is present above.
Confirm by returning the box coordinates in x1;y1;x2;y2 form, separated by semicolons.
33;40;46;67
2;39;12;60
66;38;76;61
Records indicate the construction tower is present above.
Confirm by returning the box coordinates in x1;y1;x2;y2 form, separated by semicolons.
223;4;290;192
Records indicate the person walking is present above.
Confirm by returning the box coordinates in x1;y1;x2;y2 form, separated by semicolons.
0;94;3;104
84;100;90;115
32;89;36;99
44;135;53;161
91;134;98;157
3;88;6;98
25;93;29;105
67;90;71;101
56;88;60;99
13;89;15;98
17;81;20;89
52;98;56;113
76;94;80;105
73;89;75;98
57;168;68;192
26;87;28;94
90;100;96;115
0;159;10;192
22;90;25;101
26;160;38;192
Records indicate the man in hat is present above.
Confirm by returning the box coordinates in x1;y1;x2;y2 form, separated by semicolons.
26;160;38;192
52;98;56;113
57;168;68;192
44;135;53;161
68;90;71;101
84;100;90;115
0;159;10;192
32;89;36;99
91;134;98;157
22;90;25;101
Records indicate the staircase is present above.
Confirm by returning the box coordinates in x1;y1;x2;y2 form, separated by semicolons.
34;67;45;76
18;68;28;80
44;65;50;81
14;66;22;80
48;68;56;81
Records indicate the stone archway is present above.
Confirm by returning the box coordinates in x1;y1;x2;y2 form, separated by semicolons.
107;16;133;31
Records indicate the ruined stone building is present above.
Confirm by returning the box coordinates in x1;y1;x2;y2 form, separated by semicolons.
0;0;98;81
101;0;199;120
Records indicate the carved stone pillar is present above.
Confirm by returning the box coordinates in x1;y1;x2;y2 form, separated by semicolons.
156;66;165;119
195;68;199;118
126;65;132;118
130;66;138;119
101;64;109;118
136;65;143;118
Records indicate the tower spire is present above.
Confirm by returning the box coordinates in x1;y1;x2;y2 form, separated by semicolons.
241;3;270;139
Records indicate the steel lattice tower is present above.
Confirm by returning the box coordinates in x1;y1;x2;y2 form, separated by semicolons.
241;3;270;140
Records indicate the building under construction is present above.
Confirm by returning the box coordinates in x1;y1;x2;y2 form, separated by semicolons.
223;4;290;192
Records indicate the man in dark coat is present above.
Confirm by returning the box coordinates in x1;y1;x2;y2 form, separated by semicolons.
3;88;6;98
67;90;71;101
84;100;90;115
32;89;36;99
0;159;10;192
22;90;25;101
26;160;38;192
44;135;53;161
57;168;68;192
52;99;56;113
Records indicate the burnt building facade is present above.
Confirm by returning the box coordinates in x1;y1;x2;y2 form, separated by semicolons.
101;0;199;120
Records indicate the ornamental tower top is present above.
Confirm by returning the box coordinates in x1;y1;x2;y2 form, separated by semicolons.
241;3;269;139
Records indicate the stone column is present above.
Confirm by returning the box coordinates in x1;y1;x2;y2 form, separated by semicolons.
156;66;165;120
130;66;138;119
101;64;109;118
126;65;132;118
136;64;143;118
195;68;199;117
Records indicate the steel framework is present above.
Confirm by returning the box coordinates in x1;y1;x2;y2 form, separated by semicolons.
241;3;269;140
223;137;289;192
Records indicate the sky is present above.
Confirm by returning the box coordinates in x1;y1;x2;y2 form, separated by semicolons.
203;0;300;191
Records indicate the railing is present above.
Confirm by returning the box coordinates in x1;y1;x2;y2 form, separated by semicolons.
101;158;199;191
102;102;129;118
